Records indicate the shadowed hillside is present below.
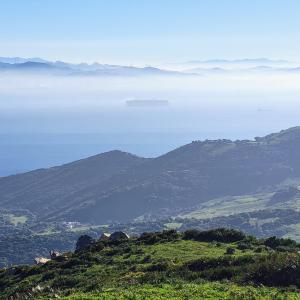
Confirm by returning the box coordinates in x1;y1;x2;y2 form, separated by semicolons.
1;127;300;224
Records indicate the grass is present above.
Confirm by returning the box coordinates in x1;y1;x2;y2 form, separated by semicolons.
69;225;104;233
1;230;300;299
164;222;182;230
180;194;270;219
35;228;62;236
5;214;28;226
58;283;300;300
142;240;247;263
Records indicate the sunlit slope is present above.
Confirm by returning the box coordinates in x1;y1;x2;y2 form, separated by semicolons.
1;229;300;299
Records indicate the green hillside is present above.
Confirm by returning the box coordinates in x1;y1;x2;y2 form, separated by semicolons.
2;229;300;299
2;127;300;225
3;127;300;269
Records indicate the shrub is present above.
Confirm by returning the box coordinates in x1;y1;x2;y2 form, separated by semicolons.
237;242;253;250
186;255;254;272
254;246;265;253
264;236;298;250
145;262;169;272
247;253;300;287
208;267;237;280
276;245;297;252
183;228;246;243
138;230;180;245
61;257;84;269
142;255;152;263
226;247;236;255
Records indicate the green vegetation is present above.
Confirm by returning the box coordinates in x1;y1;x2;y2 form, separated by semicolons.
3;127;300;228
5;214;28;226
180;193;271;219
4;128;300;269
59;283;300;300
1;229;300;299
164;222;182;230
4;208;300;268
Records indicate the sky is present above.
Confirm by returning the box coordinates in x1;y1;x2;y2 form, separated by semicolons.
1;0;300;175
1;0;300;65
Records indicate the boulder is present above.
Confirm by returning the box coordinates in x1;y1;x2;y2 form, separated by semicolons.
34;257;50;265
75;235;95;251
100;233;111;240
109;231;129;241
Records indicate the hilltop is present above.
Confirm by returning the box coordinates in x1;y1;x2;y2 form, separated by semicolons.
1;228;300;299
2;127;300;224
3;127;300;267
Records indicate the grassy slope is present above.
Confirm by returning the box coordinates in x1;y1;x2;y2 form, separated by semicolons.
178;189;300;242
60;283;300;300
5;214;28;226
180;194;271;219
1;231;300;299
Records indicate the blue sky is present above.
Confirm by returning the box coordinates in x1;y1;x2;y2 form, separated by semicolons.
1;0;300;64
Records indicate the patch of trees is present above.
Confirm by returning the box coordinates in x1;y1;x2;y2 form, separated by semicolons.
263;236;299;251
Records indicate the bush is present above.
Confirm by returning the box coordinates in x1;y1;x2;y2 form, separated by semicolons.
237;242;253;250
254;246;265;253
142;255;152;263
186;255;254;272
183;228;246;243
276;245;297;252
138;230;180;245
264;236;298;250
248;253;300;287
61;257;84;269
226;247;236;255
184;255;256;282
145;262;169;272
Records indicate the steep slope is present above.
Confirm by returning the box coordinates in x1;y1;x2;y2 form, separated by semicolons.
59;127;300;223
1;127;300;224
0;151;147;217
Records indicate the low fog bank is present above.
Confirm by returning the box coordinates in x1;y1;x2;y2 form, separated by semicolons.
1;72;300;176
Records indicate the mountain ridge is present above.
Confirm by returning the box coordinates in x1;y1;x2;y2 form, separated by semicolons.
1;127;300;224
184;58;291;64
0;58;188;77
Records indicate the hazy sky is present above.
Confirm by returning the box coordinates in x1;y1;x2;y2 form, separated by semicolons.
1;0;300;175
1;0;300;64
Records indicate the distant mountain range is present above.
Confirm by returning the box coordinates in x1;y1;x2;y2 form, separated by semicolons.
0;57;49;64
183;65;300;74
171;58;299;74
1;57;299;76
0;57;186;76
184;58;291;65
2;127;300;224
